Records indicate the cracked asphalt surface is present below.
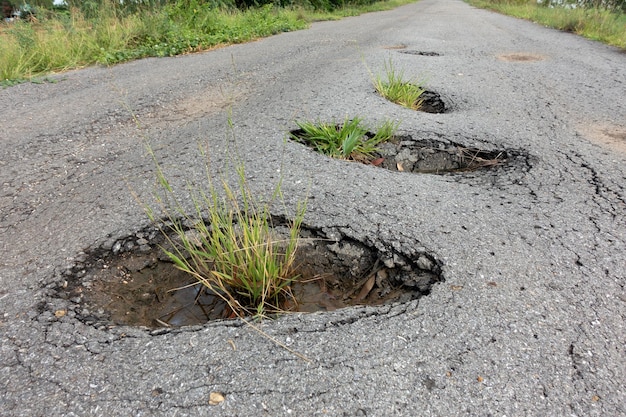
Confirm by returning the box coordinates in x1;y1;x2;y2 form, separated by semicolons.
1;0;625;415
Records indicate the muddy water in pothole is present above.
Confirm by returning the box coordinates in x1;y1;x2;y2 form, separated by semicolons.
65;231;442;328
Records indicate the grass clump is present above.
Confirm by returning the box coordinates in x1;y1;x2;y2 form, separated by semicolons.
291;117;398;162
145;147;306;319
1;3;307;81
371;57;426;111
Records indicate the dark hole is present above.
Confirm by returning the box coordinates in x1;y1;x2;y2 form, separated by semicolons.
400;51;441;57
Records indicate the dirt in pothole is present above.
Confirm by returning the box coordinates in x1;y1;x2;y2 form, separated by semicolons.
57;227;443;328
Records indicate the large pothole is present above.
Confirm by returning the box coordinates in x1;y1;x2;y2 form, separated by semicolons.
290;129;526;175
54;225;443;329
375;135;518;174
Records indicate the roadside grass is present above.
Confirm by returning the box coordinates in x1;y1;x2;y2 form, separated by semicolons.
371;57;426;111
291;117;398;162
0;0;417;85
144;141;306;319
0;4;306;82
466;0;626;49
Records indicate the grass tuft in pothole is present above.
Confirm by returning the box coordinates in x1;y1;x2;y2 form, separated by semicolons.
371;57;427;111
290;117;398;163
144;146;306;320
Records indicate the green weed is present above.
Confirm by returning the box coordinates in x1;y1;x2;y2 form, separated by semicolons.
291;117;398;162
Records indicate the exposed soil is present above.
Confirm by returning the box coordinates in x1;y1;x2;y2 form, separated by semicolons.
56;226;443;328
497;52;546;62
577;123;626;154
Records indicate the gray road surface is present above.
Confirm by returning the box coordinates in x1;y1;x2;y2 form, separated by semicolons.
1;0;625;415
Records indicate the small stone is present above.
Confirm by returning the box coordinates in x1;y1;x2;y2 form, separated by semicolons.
112;241;122;254
383;258;395;268
416;255;434;271
209;392;225;405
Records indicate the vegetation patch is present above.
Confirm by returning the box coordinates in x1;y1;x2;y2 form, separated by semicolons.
139;140;308;319
290;117;398;162
0;0;417;84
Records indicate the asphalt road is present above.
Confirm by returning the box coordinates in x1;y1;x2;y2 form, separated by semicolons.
1;0;625;415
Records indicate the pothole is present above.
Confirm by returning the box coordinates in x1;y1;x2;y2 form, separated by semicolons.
497;53;545;62
400;51;441;56
381;46;441;57
375;135;514;174
290;128;524;174
373;88;447;113
54;226;443;329
419;90;447;113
